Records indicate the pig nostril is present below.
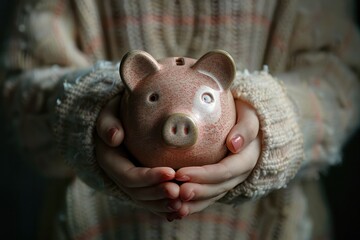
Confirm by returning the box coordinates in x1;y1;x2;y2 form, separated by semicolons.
184;127;189;135
162;114;197;148
171;126;177;134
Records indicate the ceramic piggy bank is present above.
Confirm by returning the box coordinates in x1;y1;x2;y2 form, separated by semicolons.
120;50;236;169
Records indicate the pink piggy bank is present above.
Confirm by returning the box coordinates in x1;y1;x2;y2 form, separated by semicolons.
120;50;236;169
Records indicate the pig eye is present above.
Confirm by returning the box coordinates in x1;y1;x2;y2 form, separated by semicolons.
201;92;214;104
148;92;159;102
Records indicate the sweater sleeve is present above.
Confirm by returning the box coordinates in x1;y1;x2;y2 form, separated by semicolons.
53;62;133;200
220;70;304;202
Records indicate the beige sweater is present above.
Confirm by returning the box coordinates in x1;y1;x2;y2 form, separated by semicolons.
1;0;360;239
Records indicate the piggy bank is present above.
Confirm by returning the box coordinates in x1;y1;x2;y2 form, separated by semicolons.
120;50;236;169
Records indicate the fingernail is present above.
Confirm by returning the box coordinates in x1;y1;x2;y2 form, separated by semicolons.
167;201;181;211
231;134;244;152
183;191;194;202
162;172;175;180
107;127;118;142
176;175;190;182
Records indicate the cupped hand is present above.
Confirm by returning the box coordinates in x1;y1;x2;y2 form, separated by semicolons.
95;96;181;217
171;100;261;220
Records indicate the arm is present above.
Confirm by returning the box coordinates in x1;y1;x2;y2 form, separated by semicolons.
232;0;360;198
171;0;360;216
1;1;181;213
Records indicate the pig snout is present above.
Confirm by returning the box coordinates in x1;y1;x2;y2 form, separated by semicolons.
162;113;198;148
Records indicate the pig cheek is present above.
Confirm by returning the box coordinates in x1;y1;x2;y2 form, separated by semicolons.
123;96;163;147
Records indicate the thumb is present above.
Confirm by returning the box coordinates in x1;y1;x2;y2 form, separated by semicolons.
96;96;124;147
226;100;259;153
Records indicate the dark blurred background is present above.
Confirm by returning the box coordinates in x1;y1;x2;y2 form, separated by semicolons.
0;2;47;240
0;1;359;240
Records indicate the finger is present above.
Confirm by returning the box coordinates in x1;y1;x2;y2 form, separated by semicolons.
96;96;124;147
226;100;259;153
125;182;180;201
96;140;175;187
174;193;227;218
136;198;182;214
176;136;261;184
178;176;248;202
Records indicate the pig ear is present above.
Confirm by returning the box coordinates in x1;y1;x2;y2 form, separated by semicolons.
120;50;160;91
192;50;236;90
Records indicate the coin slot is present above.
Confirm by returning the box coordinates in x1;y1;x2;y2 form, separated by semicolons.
176;57;185;66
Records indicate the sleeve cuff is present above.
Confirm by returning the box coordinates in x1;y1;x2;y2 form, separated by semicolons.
222;69;304;202
54;61;130;200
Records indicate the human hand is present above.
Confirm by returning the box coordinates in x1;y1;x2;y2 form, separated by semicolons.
95;96;181;217
170;100;261;220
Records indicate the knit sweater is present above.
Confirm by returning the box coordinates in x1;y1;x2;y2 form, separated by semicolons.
1;0;360;239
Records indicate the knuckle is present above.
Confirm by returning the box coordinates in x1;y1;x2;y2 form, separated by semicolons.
248;127;259;141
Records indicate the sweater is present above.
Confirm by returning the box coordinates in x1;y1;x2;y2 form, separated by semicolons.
1;0;360;239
